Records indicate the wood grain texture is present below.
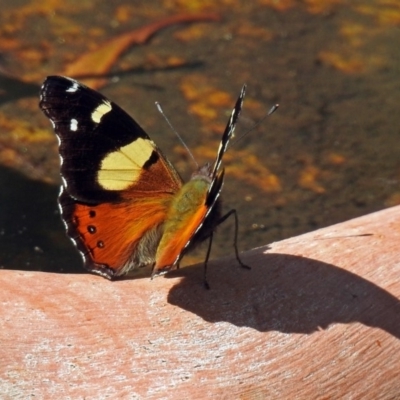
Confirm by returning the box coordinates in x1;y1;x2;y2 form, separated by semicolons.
1;206;400;399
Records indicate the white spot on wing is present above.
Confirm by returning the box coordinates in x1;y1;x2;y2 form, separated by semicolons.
91;101;112;123
70;119;78;131
66;81;79;93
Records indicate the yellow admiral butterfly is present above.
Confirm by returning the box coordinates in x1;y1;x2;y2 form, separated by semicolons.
39;76;250;284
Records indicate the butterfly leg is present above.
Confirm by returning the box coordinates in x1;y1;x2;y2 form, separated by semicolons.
216;209;251;271
203;232;214;290
203;209;250;289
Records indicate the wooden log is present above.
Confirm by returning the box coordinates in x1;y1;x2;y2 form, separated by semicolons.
1;206;400;398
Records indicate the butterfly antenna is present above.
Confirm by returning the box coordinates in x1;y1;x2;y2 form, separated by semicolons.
231;103;279;146
155;102;199;169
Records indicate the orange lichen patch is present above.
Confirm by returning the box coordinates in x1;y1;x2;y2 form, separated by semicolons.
141;52;166;67
0;112;52;144
114;4;136;23
318;18;387;74
17;97;46;114
317;51;366;73
0;0;89;35
208;91;234;108
0;1;101;81
259;0;341;13
227;162;281;193
180;76;204;101
320;50;385;73
0;146;19;164
356;2;400;26
0;140;57;183
0;145;32;175
140;53;188;70
318;6;400;74
87;28;105;38
189;102;219;120
242;98;264;114
298;164;325;193
378;3;400;25
165;56;190;68
15;48;46;66
229;153;282;193
180;76;236;123
63;13;220;89
49;15;89;38
385;192;400;207
0;110;58;182
339;23;369;48
326;152;346;165
180;76;233;107
173;24;214;42
15;0;80;16
258;0;296;12
163;0;232;12
0;37;20;51
235;22;275;41
303;0;342;14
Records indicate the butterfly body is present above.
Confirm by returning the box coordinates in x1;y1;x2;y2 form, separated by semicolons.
39;76;245;281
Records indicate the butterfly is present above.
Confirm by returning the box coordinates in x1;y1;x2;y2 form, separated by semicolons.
39;75;250;286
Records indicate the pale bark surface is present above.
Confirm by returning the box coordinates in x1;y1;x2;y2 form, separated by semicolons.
1;206;399;399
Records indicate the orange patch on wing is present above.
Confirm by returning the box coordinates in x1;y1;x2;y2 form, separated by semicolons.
73;196;170;270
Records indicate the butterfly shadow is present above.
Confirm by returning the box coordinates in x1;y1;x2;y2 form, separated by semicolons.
165;250;400;338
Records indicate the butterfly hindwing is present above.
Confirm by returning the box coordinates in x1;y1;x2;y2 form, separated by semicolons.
153;86;246;275
59;187;169;278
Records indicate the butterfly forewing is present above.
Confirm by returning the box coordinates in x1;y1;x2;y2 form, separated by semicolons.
40;76;182;203
210;84;246;181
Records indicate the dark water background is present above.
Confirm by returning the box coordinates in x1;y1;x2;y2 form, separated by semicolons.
0;0;399;274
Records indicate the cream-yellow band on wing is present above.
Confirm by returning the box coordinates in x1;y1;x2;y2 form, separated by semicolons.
97;137;155;190
91;101;112;123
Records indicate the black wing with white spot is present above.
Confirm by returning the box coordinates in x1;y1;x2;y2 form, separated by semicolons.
39;76;181;203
